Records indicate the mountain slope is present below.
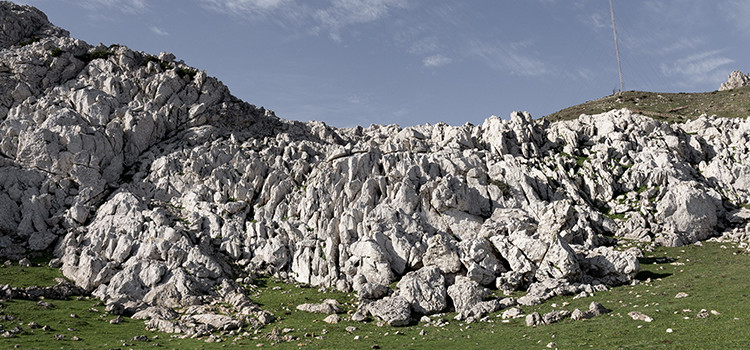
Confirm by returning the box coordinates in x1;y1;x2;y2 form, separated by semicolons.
545;87;750;123
3;0;750;336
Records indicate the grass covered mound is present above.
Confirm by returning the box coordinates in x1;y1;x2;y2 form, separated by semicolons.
545;86;750;123
0;241;748;349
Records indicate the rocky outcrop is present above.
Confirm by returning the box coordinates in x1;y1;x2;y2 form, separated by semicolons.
719;70;750;91
3;1;750;327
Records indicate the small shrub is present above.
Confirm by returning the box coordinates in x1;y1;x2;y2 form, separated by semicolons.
18;35;40;47
75;50;113;64
49;47;63;57
175;67;197;80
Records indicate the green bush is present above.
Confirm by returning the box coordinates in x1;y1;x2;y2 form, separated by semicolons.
49;47;63;57
75;50;113;64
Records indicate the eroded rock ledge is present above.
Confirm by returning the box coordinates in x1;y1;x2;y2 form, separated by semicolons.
2;0;750;328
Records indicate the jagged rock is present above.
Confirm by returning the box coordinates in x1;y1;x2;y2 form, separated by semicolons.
525;312;542;327
655;182;722;246
719;70;750;91
357;282;390;301
6;2;750;322
296;299;343;314
446;276;488;315
395;266;447;314
183;313;242;331
366;295;411;327
131;306;179;320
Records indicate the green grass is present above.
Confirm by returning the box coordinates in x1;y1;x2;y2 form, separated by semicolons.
1;242;749;349
0;256;64;288
545;87;750;123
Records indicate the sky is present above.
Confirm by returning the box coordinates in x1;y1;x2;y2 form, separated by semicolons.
12;0;750;128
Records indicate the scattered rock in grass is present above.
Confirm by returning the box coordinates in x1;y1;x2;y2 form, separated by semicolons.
502;307;523;319
526;312;543;327
542;310;568;325
69;313;78;318
345;326;357;333
255;310;275;325
133;335;150;342
628;311;654;322
18;258;31;267
54;334;64;340
71;336;80;341
323;314;340;324
36;301;53;309
296;299;344;314
696;309;710;318
675;292;689;298
3;261;11;267
570;309;586;320
27;321;40;329
41;325;51;331
711;310;720;316
109;315;123;324
588;302;610;317
547;342;557;348
666;328;673;333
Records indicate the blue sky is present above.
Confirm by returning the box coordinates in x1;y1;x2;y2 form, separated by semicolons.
14;0;750;127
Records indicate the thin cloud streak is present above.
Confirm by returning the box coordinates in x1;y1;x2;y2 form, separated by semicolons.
150;26;169;36
423;54;451;68
313;0;410;41
80;0;148;13
660;50;734;87
469;40;548;77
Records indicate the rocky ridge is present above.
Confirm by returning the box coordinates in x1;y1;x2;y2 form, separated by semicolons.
2;1;750;330
719;70;750;91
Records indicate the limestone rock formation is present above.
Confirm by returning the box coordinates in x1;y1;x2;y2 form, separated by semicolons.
719;70;750;91
3;1;750;327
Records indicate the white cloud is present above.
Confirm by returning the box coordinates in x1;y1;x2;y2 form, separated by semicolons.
313;0;410;41
199;0;290;15
423;54;451;68
660;50;734;87
150;26;169;36
469;40;548;77
80;0;147;13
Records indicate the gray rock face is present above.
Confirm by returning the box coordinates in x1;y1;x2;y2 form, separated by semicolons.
366;295;411;326
4;2;750;323
446;276;489;315
396;266;447;314
0;1;68;49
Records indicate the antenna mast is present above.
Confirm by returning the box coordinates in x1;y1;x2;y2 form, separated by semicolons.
609;0;624;93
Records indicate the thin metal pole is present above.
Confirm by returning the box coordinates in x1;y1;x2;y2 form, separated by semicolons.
610;0;624;93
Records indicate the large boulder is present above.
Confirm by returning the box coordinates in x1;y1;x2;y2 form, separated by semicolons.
396;266;447;314
366;295;411;327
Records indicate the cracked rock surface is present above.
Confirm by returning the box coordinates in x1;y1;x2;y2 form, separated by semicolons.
2;1;750;327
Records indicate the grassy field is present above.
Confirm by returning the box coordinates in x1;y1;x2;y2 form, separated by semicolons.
545;86;750;123
1;241;749;349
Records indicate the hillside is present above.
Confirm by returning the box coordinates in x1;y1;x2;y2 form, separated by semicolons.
545;87;750;123
4;1;750;347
